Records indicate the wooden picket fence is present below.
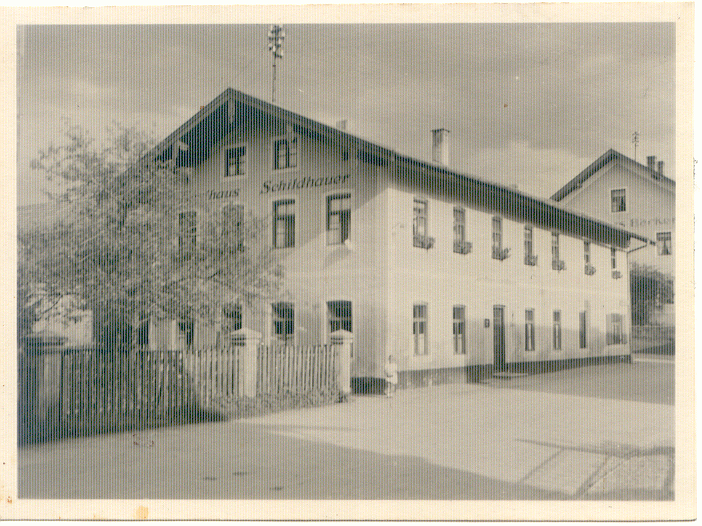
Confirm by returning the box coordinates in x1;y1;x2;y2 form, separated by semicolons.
19;343;339;442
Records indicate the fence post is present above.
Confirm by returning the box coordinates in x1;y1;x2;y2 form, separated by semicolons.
330;330;353;399
232;328;261;398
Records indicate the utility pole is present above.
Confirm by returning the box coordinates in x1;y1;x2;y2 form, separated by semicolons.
631;131;640;162
267;25;285;103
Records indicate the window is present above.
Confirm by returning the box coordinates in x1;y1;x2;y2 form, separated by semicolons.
454;207;465;244
552;233;560;266
222;302;243;333
328;300;352;333
273;199;295;248
584;241;591;264
178;211;197;256
611;247;617;269
273;137;297;170
579;311;587;349
327;193;351;245
524;226;533;257
453;305;466;354
611;188;626;213
606;313;624;345
225;145;246;177
492;217;503;253
657;232;672;256
223;204;244;240
178;320;194;348
553;311;562;351
525;309;535;352
413;303;428;355
413;198;428;238
272;302;294;343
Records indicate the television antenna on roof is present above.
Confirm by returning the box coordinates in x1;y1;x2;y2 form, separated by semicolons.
267;25;285;103
631;131;640;161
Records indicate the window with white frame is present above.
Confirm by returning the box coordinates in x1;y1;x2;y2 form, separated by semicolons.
327;193;351;245
611;188;626;213
413;198;428;238
273;199;295;248
454;207;465;245
413;303;428;355
272;302;294;343
273;136;298;170
657;232;672;256
225;145;246;177
453;305;466;354
525;309;535;351
606;313;624;345
328;300;352;333
553;310;562;351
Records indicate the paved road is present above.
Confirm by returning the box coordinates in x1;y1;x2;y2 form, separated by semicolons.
19;360;674;501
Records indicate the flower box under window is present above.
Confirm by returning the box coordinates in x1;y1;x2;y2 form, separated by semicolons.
612;270;622;279
552;260;566;271
492;247;510;261
454;240;472;254
524;254;538;266
413;234;435;249
585;263;597;276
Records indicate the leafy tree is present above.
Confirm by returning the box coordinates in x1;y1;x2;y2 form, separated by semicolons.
23;123;283;351
630;262;674;325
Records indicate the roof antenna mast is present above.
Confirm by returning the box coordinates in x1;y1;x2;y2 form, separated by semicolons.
268;25;285;103
631;131;640;162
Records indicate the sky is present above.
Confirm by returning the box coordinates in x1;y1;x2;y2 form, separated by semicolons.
17;23;675;205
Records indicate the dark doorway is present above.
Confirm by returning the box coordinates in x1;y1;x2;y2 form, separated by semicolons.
493;305;506;372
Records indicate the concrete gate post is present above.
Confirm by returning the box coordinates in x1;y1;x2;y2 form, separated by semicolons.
330;329;353;398
231;328;261;398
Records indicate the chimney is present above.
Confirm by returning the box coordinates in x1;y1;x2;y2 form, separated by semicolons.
432;128;450;166
657;160;664;175
647;155;656;170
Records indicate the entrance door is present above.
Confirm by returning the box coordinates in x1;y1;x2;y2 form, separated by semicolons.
493;306;506;372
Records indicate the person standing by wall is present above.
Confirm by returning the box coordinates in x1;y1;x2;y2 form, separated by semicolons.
384;354;398;397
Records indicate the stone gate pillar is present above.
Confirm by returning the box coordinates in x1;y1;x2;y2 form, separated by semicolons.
231;328;261;398
331;329;353;398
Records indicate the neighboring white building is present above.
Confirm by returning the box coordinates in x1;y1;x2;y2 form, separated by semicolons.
20;90;649;385
551;149;675;325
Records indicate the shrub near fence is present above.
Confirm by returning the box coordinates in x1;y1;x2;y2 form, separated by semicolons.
19;343;342;444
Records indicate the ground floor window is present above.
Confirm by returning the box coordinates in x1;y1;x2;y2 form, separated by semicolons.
525;309;535;351
178;320;194;348
606;313;624;345
222;302;243;334
579;311;588;349
453;305;466;354
272;302;294;344
413;303;428;355
328;300;352;333
552;310;562;351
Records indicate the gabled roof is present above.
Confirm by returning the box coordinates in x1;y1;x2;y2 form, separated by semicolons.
151;88;651;247
550;148;675;202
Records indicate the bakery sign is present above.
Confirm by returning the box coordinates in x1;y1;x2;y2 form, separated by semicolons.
629;217;675;229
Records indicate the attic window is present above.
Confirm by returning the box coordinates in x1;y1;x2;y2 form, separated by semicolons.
611;189;626;213
273;136;298;170
225;145;247;177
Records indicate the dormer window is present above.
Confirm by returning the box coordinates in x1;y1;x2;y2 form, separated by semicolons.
273;136;298;170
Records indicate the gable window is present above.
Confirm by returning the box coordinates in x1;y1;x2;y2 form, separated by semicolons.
222;302;243;334
492;217;503;254
327;193;351;245
178;211;197;256
579;311;588;349
273;136;297;170
328;300;352;333
606;313;624;345
453;305;466;354
611;188;626;213
272;302;294;344
225;145;246;177
657;232;672;256
273;199;295;248
525;309;535;352
413;303;428;355
553;310;562;351
454;207;465;244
